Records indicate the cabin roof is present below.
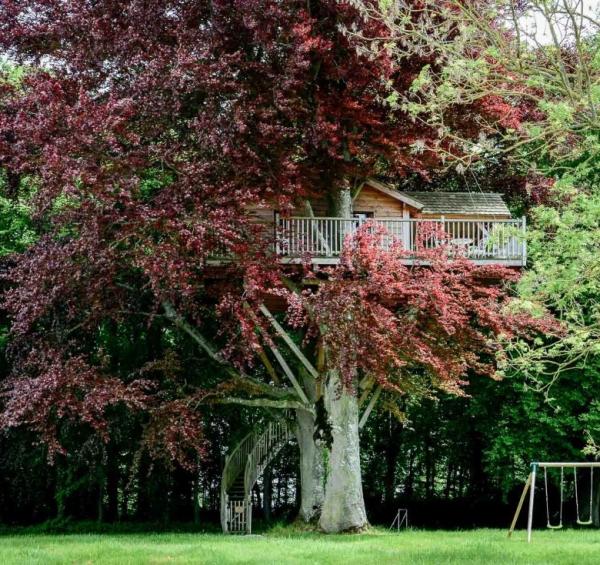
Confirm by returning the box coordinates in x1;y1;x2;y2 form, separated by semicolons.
363;179;424;210
365;179;512;217
403;192;511;217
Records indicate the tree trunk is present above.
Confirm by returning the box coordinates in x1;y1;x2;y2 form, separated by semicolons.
105;448;119;522
193;469;201;525
328;181;353;252
384;415;401;507
404;451;415;498
97;466;105;523
332;185;352;218
319;370;368;533
296;408;325;522
263;465;272;522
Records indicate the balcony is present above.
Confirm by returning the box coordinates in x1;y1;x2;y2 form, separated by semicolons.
275;216;527;267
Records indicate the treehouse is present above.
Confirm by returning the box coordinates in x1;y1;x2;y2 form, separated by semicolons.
220;181;527;533
250;179;527;267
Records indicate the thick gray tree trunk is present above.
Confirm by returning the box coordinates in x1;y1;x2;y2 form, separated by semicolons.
329;182;354;255
295;369;325;522
319;370;368;533
296;409;326;522
332;185;352;218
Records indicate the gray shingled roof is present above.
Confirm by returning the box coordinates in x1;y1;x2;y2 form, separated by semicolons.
403;192;511;217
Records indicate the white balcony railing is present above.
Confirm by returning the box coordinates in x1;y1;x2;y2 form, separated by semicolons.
276;216;527;266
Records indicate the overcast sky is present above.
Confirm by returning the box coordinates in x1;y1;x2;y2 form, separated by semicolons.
520;0;600;45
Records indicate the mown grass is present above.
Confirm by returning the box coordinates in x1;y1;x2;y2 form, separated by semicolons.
1;527;600;564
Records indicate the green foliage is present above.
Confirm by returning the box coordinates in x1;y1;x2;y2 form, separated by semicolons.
138;167;175;202
0;59;26;86
508;192;600;458
0;193;36;256
518;193;600;359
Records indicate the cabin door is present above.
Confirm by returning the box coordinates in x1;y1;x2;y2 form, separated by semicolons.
353;211;373;225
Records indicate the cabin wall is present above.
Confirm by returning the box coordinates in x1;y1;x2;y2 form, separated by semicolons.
352;185;405;217
248;189;513;222
247;205;277;224
306;197;329;217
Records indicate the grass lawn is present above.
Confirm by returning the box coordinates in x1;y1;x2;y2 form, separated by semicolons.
1;528;600;564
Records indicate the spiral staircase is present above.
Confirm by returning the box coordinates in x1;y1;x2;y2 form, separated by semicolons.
220;418;294;534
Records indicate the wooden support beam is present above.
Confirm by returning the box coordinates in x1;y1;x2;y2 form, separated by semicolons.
508;473;532;538
527;464;537;543
268;343;311;406
535;462;600;468
359;374;373;390
256;345;280;385
316;343;325;373
259;304;319;380
163;302;221;363
359;386;382;430
303;200;331;255
163;301;241;381
358;378;375;408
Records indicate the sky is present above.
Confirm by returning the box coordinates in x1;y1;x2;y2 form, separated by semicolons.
520;0;600;45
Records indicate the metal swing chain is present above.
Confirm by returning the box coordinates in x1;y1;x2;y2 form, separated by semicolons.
591;467;595;521
544;466;563;528
574;466;594;525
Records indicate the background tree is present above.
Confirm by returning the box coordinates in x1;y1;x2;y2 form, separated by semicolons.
348;0;600;181
350;0;600;483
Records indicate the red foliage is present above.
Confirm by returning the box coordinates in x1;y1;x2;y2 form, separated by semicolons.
0;347;153;458
288;225;554;393
0;1;539;461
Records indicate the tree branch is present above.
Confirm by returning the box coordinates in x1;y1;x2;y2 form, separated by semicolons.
213;397;315;413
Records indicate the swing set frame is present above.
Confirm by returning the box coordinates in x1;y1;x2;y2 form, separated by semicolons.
508;462;600;543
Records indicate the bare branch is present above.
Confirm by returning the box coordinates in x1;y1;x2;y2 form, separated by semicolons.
213;397;315;413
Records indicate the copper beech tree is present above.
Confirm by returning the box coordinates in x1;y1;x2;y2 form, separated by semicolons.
257;227;552;531
0;0;552;532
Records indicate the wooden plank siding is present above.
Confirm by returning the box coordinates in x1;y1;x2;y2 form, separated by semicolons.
248;183;411;224
246;181;512;223
352;184;407;217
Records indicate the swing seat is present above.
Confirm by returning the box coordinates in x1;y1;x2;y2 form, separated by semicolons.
576;519;593;526
546;522;563;530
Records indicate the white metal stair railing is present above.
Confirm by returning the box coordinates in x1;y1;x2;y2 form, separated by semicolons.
220;431;255;534
244;419;294;497
221;419;294;534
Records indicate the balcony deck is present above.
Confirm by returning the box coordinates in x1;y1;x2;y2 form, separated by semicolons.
276;216;527;267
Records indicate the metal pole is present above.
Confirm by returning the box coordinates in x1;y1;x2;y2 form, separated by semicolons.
527;462;537;543
521;216;527;266
536;462;600;468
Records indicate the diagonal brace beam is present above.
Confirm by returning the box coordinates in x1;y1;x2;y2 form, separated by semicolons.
268;343;311;406
259;304;319;379
359;386;382;430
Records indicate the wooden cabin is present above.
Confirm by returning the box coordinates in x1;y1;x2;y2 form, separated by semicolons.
250;179;527;267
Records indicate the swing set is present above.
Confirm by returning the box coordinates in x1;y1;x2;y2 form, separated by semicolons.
508;462;599;542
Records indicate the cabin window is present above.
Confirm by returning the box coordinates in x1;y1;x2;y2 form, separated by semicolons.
353;211;374;223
